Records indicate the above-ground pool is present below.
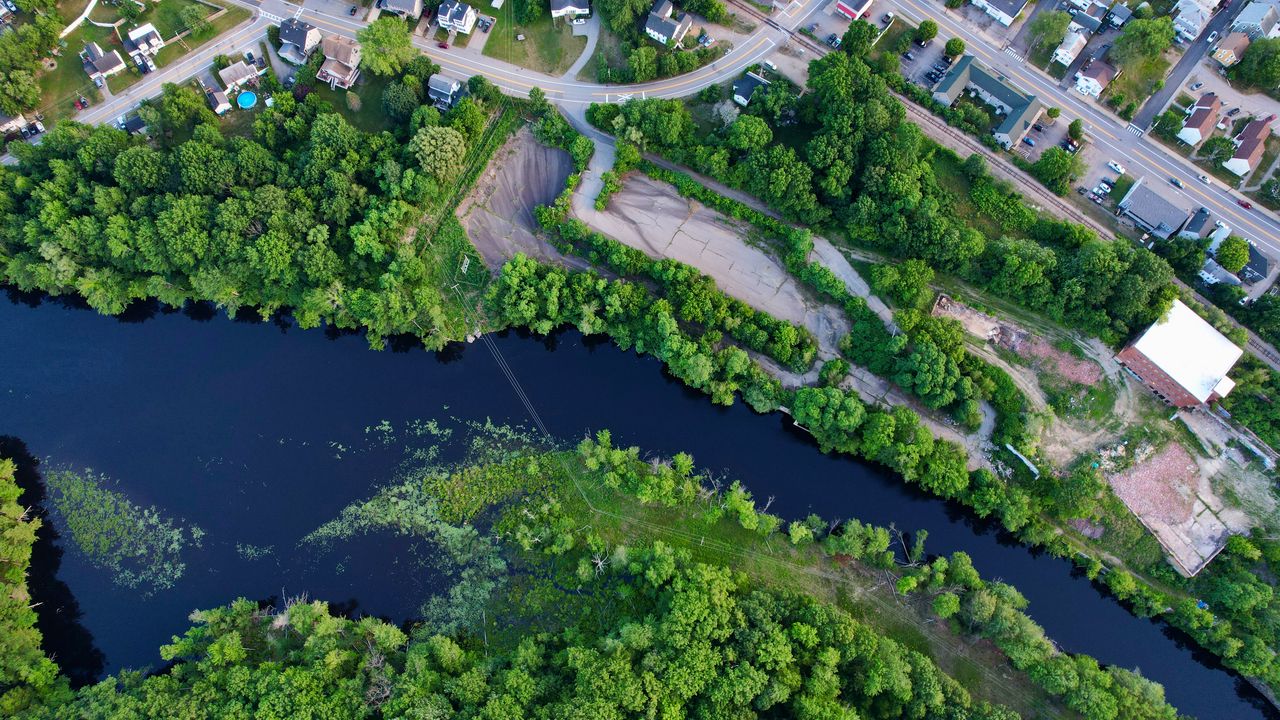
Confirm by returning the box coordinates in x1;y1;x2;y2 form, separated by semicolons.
237;91;258;109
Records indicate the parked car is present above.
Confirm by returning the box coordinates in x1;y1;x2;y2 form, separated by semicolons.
1207;30;1219;44
1170;177;1185;188
1190;81;1204;91
1227;107;1241;116
348;4;357;14
808;22;818;32
1032;123;1044;132
438;41;449;48
571;17;586;24
1107;161;1126;174
882;11;894;23
902;51;915;61
916;38;932;49
1240;199;1254;209
940;54;953;65
1022;137;1036;147
32;121;44;134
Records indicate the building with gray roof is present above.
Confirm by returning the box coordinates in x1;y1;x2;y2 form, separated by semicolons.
645;0;692;45
1117;176;1191;239
932;56;1042;149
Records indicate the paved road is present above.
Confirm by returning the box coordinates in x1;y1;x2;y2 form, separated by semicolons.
1132;2;1245;128
879;0;1280;257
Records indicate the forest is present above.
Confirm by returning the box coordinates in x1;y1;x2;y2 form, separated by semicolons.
1;433;1184;719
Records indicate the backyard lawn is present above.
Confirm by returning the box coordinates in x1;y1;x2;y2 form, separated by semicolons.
153;2;252;67
482;14;585;76
33;24;110;123
310;72;394;133
575;26;626;82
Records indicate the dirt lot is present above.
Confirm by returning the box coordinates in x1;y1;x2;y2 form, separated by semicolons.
457;127;581;272
1104;441;1240;576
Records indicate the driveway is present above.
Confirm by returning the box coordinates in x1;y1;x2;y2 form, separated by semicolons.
1133;1;1245;128
561;15;598;79
1181;61;1280;130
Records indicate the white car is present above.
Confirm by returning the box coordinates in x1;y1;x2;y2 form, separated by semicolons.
1206;31;1218;44
571;17;586;24
1198;174;1211;185
1106;161;1125;175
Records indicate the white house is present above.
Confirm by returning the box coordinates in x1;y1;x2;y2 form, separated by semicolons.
383;0;424;19
1177;92;1221;146
645;0;692;45
1073;59;1116;98
1224;115;1276;176
205;86;231;115
317;35;362;89
217;59;264;92
81;42;125;82
1052;23;1089;66
428;74;463;107
123;23;164;61
970;0;1030;26
550;0;590;17
1233;0;1280;39
438;0;478;34
1172;0;1217;42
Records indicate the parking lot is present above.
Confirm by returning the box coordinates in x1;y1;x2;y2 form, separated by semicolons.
802;4;852;52
899;34;949;88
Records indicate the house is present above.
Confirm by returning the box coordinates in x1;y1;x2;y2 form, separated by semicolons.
0;112;25;135
834;0;873;20
316;35;362;89
205;86;231;114
122;114;147;135
1242;242;1272;284
1209;222;1232;253
1069;4;1106;34
1199;258;1243;286
1107;3;1131;26
970;0;1030;26
1172;0;1217;42
1117;176;1191;239
1213;32;1252;66
1052;24;1089;65
645;0;692;46
123;23;164;61
218;60;261;92
1223;114;1275;176
383;0;424;19
550;0;591;17
81;42;125;82
732;71;769;106
1073;59;1117;98
1177;92;1222;146
1116;299;1242;407
438;0;478;34
427;73;463;107
932;56;1042;149
1233;0;1280;39
278;18;323;64
1178;207;1214;239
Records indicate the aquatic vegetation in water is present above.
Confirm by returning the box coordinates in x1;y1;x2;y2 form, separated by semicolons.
44;469;196;596
234;543;275;561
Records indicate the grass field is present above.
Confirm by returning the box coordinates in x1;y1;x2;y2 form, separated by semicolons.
575;26;626;82
33;24;111;123
482;13;585;76
311;72;394;133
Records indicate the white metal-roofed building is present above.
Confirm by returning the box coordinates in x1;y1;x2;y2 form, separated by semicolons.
1116;299;1243;406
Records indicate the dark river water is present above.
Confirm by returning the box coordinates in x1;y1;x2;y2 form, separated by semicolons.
0;290;1273;720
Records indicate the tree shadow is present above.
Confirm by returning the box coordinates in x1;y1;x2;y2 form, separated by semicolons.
1;437;106;687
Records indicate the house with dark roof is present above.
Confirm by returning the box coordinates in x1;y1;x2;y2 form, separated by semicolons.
1073;58;1116;98
732;71;769;106
645;0;692;46
205;86;231;115
383;0;424;19
550;0;590;17
427;74;463;107
1224;115;1275;176
1177;92;1222;146
932;56;1042;149
1117;176;1191;239
1108;3;1132;26
1178;207;1214;240
971;0;1030;26
278;18;323;64
438;0;478;33
81;42;125;82
1242;242;1273;284
317;35;362;89
123;114;147;135
1214;31;1252;66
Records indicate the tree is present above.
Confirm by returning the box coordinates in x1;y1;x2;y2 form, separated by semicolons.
381;80;420;121
1027;10;1071;51
598;0;651;33
945;37;965;58
446;97;486;141
1112;17;1174;68
179;4;209;35
1030;146;1082;195
1067;119;1084;141
0;69;39;116
841;20;879;58
629;46;657;83
468;74;501;104
724;114;772;151
1201;136;1237;164
1217;236;1251;274
357;17;417;76
1233;38;1280;90
409;125;468;183
1047;107;1061;119
915;19;938;43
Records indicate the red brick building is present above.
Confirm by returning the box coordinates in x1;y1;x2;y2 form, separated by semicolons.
1116;300;1242;407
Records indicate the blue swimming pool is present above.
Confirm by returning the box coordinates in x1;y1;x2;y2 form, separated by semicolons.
237;91;257;109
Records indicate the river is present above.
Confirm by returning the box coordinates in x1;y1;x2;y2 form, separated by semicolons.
0;289;1273;720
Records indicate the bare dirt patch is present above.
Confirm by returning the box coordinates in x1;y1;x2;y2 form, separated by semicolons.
1104;442;1233;576
457;127;581;272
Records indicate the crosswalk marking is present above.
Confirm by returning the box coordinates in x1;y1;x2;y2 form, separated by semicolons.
1003;46;1023;61
260;10;284;22
1126;123;1145;136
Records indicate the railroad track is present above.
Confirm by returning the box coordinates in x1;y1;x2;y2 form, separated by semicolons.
728;0;831;56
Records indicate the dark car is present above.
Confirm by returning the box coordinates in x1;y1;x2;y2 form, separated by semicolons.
902;51;915;61
932;62;948;71
916;38;932;49
1170;177;1185;188
827;33;838;45
1032;123;1044;131
1239;199;1254;209
438;41;449;48
348;4;357;14
1227;107;1242;116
